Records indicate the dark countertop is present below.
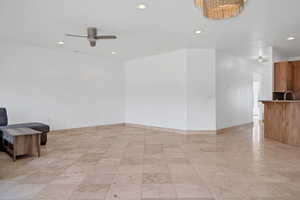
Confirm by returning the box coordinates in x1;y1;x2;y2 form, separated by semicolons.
260;100;300;103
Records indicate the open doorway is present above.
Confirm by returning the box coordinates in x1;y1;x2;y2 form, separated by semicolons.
253;80;260;117
252;74;263;146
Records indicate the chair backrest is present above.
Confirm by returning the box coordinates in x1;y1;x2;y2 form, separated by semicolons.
0;108;8;126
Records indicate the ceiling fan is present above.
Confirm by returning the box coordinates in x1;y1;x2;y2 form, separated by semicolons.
247;56;268;63
66;27;117;47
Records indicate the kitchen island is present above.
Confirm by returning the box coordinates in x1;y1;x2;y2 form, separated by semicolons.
261;100;300;146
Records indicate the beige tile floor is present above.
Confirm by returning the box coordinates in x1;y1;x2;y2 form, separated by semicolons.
1;120;300;200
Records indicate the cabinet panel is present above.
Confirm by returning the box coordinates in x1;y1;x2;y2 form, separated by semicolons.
287;62;294;90
293;61;300;99
274;62;293;92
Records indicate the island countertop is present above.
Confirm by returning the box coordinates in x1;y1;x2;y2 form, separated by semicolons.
260;100;300;103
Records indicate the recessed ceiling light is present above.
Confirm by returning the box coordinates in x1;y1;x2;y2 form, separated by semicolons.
112;51;117;55
137;4;147;10
195;30;202;34
287;37;296;41
57;41;65;45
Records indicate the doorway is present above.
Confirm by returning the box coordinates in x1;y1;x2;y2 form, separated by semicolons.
253;80;260;117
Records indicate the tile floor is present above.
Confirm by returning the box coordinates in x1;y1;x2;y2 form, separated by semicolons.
1;121;300;200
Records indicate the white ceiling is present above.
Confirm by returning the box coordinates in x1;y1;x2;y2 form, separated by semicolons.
0;0;299;61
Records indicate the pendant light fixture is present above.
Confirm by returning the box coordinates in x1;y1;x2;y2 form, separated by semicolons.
195;0;247;20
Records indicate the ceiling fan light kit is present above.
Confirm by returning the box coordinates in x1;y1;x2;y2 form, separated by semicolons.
66;27;117;47
257;56;264;63
195;0;247;20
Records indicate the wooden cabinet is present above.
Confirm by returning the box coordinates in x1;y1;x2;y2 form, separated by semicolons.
292;61;300;99
274;62;293;92
262;101;300;146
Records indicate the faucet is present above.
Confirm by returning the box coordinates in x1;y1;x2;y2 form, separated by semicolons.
284;90;296;100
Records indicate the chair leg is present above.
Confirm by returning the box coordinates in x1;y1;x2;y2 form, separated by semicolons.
13;137;16;161
40;133;47;145
37;134;41;157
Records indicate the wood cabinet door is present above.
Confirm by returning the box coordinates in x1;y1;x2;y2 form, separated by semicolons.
274;62;293;92
293;61;300;99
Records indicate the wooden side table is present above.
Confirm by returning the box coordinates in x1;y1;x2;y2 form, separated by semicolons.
1;128;42;161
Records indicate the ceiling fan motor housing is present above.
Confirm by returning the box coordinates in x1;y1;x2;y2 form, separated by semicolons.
87;27;97;47
87;27;97;42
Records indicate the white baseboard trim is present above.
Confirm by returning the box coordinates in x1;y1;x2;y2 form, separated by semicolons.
49;122;254;135
125;122;253;134
217;122;254;134
49;123;125;134
124;123;217;134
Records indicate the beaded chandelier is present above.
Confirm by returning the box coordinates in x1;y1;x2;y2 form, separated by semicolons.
195;0;247;19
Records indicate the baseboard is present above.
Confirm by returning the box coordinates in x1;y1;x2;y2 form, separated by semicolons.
49;123;125;134
49;122;254;135
124;123;186;133
185;130;217;135
216;122;254;134
124;123;217;134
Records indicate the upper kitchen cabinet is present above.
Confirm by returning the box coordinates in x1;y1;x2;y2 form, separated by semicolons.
274;62;293;92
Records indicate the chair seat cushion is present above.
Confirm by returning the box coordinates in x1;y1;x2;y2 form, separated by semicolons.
7;123;50;133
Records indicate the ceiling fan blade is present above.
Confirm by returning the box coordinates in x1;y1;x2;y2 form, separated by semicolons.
89;41;96;47
66;34;87;38
95;35;117;40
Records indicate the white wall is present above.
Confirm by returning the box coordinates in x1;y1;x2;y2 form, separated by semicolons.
273;47;288;63
125;49;217;131
0;43;124;130
186;49;216;131
258;47;274;119
125;50;187;130
288;56;300;61
216;51;254;129
215;50;272;129
0;43;275;132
